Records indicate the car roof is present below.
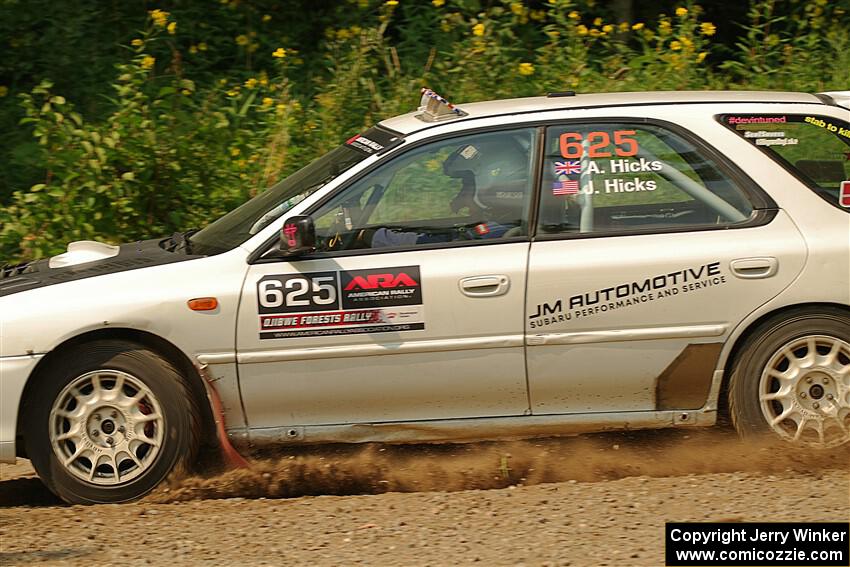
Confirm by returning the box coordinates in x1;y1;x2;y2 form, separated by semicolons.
379;90;828;135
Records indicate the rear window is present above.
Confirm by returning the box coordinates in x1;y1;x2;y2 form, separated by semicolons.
720;114;850;211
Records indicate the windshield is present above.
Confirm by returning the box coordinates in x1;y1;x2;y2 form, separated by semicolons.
190;126;402;254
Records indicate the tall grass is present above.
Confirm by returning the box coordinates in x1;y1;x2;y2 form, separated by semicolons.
1;0;847;261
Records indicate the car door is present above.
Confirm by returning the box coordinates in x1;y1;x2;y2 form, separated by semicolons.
525;119;808;415
235;127;538;430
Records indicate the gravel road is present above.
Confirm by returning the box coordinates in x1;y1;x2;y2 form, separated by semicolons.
1;431;848;566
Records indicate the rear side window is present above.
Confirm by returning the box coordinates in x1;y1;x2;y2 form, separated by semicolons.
720;114;850;211
537;122;755;237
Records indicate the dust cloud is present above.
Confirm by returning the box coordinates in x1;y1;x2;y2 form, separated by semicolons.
149;430;850;503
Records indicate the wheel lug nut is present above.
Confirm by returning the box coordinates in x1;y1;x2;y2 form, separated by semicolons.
118;426;125;433
111;411;118;419
106;436;114;445
812;402;820;409
806;377;813;384
92;430;100;437
94;414;101;421
827;394;834;400
800;392;807;399
822;377;829;384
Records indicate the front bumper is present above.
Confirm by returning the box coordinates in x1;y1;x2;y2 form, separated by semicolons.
0;354;42;463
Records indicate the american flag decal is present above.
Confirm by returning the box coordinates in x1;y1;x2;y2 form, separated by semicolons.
554;161;581;175
552;180;580;195
840;181;850;208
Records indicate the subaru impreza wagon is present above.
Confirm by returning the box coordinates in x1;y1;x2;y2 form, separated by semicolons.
1;88;848;504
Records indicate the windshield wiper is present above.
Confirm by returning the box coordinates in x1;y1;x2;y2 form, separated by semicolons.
162;229;198;254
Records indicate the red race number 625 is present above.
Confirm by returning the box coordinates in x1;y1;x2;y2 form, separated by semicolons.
559;130;639;159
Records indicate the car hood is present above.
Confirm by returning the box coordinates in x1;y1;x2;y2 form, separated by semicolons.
0;238;204;298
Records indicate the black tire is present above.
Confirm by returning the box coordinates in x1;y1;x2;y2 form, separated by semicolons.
24;340;201;504
728;308;850;447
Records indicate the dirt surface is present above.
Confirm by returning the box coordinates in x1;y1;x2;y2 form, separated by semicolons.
1;431;848;566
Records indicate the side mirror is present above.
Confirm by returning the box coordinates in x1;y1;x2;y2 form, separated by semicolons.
280;215;316;257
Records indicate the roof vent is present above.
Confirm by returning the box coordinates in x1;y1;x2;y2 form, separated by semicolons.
415;88;468;123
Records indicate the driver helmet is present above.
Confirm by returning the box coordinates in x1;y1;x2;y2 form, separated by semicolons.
442;133;530;217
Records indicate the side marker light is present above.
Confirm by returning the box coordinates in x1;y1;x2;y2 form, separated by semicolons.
188;297;219;311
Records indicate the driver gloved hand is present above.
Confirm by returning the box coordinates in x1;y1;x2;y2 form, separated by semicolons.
355;228;378;247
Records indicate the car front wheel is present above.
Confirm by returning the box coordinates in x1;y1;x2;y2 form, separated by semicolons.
25;340;200;504
728;309;850;448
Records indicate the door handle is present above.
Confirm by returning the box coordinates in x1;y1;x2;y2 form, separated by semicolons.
730;257;778;279
459;275;510;297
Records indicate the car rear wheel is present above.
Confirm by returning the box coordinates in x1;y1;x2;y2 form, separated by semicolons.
728;309;850;448
25;340;200;504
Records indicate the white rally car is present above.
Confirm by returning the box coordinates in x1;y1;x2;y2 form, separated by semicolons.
1;89;849;504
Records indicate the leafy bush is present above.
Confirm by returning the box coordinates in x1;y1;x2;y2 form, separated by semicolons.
1;0;848;261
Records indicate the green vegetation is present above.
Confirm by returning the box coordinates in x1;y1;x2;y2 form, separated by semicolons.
0;0;847;261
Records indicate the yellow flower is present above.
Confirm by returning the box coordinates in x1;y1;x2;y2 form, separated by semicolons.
602;24;614;33
181;89;192;96
230;148;241;157
510;3;524;16
618;22;629;32
670;40;682;50
198;42;208;51
262;97;274;107
385;0;398;5
276;103;287;114
659;19;672;34
472;23;485;36
236;34;249;46
336;28;351;40
530;9;544;21
675;7;688;17
149;9;169;27
589;28;601;37
700;22;716;36
593;17;603;26
272;47;287;58
518;62;535;76
131;38;144;47
141;55;155;69
262;14;272;22
696;51;707;63
167;22;177;35
226;90;238;97
680;36;693;48
632;22;644;30
432;0;445;5
189;45;198;54
245;78;258;88
258;72;269;86
0;86;7;97
576;24;589;36
568;11;580;20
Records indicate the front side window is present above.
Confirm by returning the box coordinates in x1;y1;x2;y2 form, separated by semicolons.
720;114;850;211
190;126;401;255
311;128;537;252
538;123;755;236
